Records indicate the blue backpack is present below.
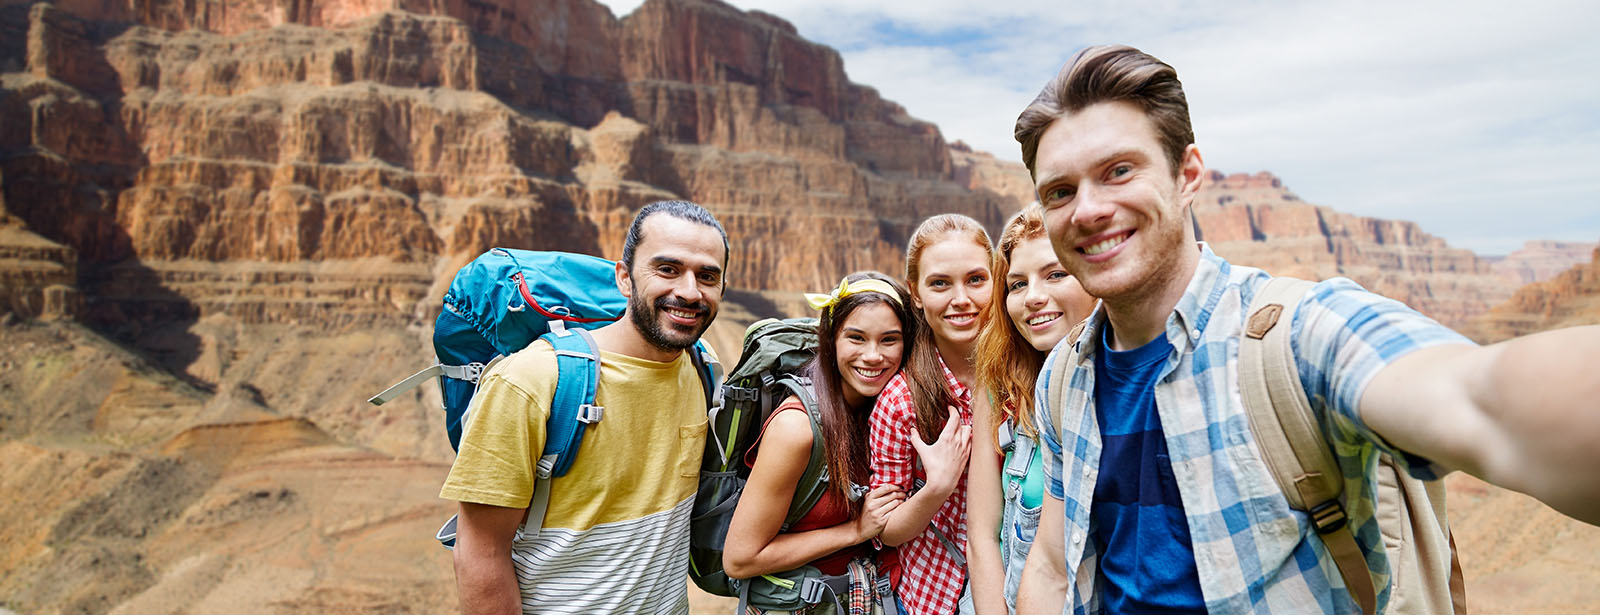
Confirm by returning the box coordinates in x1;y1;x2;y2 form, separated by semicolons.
369;248;721;546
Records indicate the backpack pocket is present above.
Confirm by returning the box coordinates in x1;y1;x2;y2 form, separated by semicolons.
689;470;743;595
732;565;828;612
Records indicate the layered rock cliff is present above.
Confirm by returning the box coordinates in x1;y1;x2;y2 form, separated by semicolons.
4;0;1011;333
1193;171;1512;329
0;1;1007;611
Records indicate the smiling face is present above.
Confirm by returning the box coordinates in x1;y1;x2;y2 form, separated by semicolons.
1033;100;1203;308
619;214;726;356
912;236;993;354
1004;234;1096;352
834;301;906;407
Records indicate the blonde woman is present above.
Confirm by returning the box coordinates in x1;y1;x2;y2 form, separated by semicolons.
869;214;993;615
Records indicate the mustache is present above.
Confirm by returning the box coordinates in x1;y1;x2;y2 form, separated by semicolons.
655;296;709;314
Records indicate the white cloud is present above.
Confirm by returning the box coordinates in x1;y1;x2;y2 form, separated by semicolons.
596;0;1600;254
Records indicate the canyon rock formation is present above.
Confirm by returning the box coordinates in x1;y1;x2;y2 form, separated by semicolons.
1487;239;1599;287
1191;171;1516;330
3;0;1598;613
1466;244;1600;343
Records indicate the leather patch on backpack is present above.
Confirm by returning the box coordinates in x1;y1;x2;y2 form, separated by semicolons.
1245;304;1284;339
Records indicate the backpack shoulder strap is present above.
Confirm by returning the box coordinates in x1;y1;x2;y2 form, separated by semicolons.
522;327;605;538
1238;276;1377;614
775;376;828;528
1044;319;1089;441
690;339;724;410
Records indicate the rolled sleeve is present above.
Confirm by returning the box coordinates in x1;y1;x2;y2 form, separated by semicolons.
1291;277;1475;479
439;370;543;508
870;373;917;491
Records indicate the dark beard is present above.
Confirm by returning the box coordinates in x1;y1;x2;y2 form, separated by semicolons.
628;289;713;353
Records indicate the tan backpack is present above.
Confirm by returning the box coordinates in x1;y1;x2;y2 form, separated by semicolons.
1239;277;1465;614
1048;277;1467;613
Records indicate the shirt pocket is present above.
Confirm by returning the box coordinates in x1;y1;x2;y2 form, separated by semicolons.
677;418;709;478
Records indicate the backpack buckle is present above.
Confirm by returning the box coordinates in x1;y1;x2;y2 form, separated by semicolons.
1309;500;1348;534
876;576;893;600
577;404;604;424
724;385;758;402
801;577;827;604
848;482;869;502
461;362;485;383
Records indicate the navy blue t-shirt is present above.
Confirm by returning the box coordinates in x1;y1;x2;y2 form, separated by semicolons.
1090;326;1205;612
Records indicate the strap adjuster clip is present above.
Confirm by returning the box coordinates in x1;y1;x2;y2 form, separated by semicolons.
801;577;827;603
577;404;604;424
1310;500;1348;534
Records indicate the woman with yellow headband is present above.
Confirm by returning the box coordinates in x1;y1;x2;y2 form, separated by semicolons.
724;271;920;614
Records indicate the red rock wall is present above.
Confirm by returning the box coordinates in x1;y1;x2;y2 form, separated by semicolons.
1;0;1011;336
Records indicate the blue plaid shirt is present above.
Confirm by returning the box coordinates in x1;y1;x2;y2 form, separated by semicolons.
1035;245;1472;614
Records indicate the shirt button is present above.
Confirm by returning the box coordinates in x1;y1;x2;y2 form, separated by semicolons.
1082;466;1092;477
1072;532;1083;545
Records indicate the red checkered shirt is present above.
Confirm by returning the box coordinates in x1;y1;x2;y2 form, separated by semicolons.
868;358;972;615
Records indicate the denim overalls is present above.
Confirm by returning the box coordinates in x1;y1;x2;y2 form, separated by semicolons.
997;418;1044;609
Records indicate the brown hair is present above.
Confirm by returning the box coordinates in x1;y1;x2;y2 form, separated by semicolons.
903;214;992;442
974;204;1049;453
807;271;919;508
1014;45;1193;179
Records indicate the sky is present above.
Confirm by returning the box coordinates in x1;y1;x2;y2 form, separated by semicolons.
596;0;1600;256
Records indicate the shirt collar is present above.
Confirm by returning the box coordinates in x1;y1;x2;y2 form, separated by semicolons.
936;352;971;403
1065;242;1227;363
1168;242;1228;351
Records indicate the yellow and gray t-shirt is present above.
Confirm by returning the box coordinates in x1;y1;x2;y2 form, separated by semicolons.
440;340;710;614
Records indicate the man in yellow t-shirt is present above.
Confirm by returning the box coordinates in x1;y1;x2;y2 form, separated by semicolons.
442;200;728;615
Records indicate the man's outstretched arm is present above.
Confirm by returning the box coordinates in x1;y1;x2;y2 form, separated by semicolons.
1362;325;1600;524
452;502;526;615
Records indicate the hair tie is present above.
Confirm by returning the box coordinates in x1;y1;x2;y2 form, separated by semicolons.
804;277;902;312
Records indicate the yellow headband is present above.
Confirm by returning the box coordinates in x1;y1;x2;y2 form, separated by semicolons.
805;277;902;312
